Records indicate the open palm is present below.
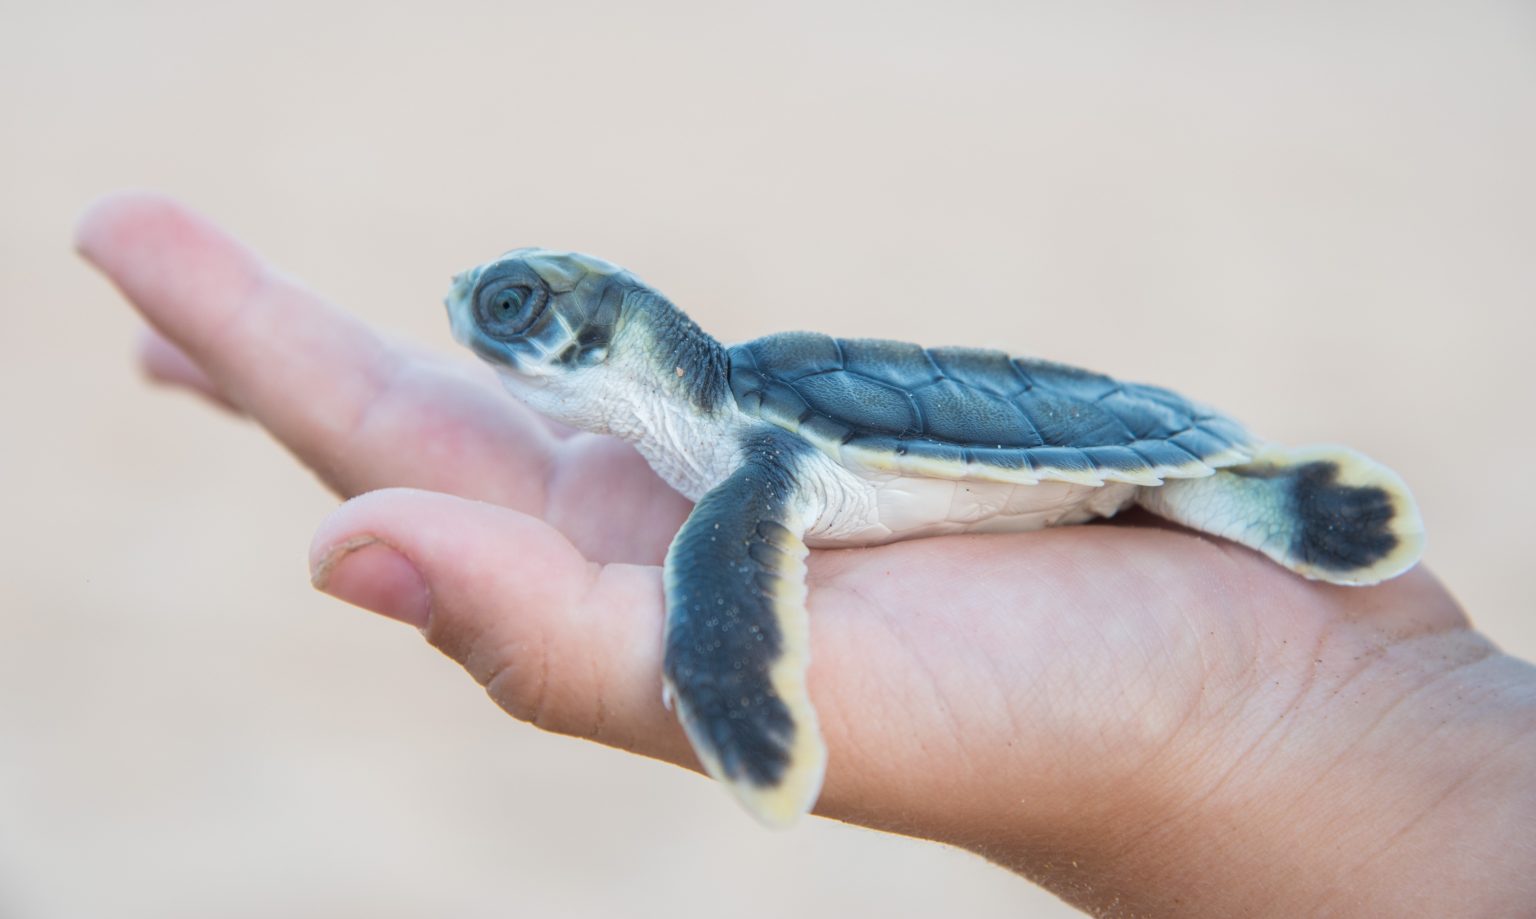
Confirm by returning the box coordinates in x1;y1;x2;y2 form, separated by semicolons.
81;193;1491;913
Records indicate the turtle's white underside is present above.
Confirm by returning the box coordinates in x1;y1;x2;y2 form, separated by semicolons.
500;360;1149;547
801;455;1140;547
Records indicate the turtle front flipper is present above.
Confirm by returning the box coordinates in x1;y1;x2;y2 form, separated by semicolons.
1138;444;1425;585
662;432;826;827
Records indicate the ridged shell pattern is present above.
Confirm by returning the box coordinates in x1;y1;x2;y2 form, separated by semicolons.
728;333;1254;486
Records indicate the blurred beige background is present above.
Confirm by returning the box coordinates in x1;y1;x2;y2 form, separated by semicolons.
3;1;1534;916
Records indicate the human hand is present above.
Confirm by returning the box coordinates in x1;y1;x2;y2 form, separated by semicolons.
79;193;1536;917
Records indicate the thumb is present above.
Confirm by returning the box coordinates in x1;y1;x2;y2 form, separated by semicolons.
308;488;693;767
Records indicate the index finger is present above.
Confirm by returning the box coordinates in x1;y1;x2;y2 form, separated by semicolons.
75;191;558;505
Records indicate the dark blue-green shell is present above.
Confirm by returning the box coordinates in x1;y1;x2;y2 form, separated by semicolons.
727;333;1253;483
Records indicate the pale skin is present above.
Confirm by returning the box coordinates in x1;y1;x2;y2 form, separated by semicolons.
80;193;1536;917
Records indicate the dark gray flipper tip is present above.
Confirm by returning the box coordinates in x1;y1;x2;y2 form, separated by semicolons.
1235;444;1425;585
662;655;795;788
664;644;827;827
1286;461;1400;574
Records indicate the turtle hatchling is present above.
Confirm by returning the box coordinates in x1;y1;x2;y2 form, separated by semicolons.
444;249;1424;827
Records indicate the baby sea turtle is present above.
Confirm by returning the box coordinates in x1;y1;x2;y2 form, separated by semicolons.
444;249;1424;827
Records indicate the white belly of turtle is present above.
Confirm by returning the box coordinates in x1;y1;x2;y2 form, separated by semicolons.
798;449;1140;548
568;385;1141;549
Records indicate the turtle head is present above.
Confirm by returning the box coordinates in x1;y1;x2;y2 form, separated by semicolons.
446;247;631;375
445;249;728;433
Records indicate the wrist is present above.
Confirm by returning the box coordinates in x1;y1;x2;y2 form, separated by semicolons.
1071;628;1536;917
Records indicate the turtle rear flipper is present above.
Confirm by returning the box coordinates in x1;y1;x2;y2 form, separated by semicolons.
1138;445;1425;585
662;432;826;827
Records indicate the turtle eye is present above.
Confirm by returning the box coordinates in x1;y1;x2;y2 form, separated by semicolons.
475;282;546;339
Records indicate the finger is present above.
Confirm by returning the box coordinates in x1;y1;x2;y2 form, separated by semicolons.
76;191;559;504
76;191;386;432
137;326;242;413
302;488;940;830
308;488;695;767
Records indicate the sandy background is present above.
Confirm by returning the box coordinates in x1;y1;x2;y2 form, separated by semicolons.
3;2;1534;916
